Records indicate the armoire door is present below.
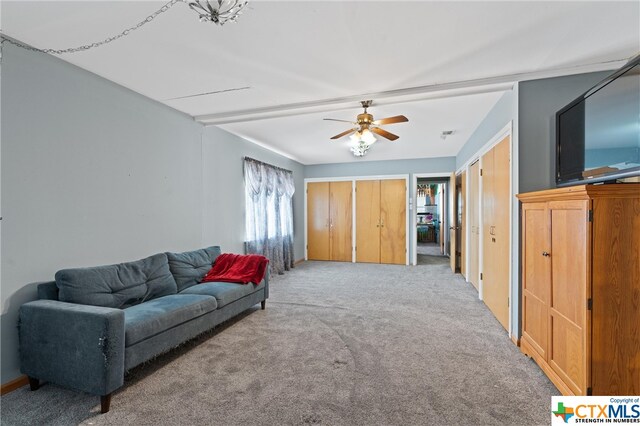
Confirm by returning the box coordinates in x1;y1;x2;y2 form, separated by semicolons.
548;199;589;395
521;202;550;360
329;181;353;262
380;179;406;265
482;135;510;331
468;161;480;290
307;182;330;260
356;180;381;263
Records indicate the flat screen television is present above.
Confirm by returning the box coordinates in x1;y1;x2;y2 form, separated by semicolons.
556;54;640;186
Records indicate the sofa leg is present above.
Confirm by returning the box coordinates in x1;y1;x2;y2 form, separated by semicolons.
28;377;40;391
261;300;266;310
101;394;112;414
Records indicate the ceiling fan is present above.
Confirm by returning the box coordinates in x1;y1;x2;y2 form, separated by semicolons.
324;100;409;142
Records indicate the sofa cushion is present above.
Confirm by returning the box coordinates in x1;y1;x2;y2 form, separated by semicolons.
56;253;177;309
166;246;222;292
124;294;217;347
179;281;264;308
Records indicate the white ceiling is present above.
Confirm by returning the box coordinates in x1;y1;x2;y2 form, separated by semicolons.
2;1;639;164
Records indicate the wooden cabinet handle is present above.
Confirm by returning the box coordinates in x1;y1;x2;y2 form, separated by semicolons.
542;251;550;257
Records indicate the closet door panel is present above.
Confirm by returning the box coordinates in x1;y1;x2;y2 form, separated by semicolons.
468;161;480;290
380;179;406;265
461;170;466;277
329;181;353;262
482;136;510;332
307;182;330;260
449;172;457;272
356;180;381;263
481;147;502;326
493;136;511;329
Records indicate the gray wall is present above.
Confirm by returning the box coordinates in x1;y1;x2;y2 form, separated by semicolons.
201;126;305;260
0;44;304;384
305;156;455;178
455;90;516;169
455;87;519;336
1;44;202;383
518;71;611;192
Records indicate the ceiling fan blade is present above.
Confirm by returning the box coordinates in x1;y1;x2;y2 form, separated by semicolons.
371;127;399;141
330;128;358;140
324;118;357;124
372;115;409;125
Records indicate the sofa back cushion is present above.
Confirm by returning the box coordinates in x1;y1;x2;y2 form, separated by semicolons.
56;253;177;309
166;246;221;291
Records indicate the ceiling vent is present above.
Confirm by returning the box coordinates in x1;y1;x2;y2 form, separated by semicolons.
440;130;455;140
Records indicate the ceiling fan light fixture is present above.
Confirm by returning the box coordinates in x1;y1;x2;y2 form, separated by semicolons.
186;0;249;25
360;128;377;145
349;131;362;145
350;141;371;157
348;129;376;156
325;100;406;158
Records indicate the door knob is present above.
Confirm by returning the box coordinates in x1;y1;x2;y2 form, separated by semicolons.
542;251;550;257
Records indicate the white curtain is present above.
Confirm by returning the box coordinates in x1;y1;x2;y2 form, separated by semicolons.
244;158;295;274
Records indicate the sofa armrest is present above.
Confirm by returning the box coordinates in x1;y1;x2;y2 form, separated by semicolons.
263;268;270;299
19;300;125;396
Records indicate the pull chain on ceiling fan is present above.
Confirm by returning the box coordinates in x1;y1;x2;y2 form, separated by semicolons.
324;100;408;157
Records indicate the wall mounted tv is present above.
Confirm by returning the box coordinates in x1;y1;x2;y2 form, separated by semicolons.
556;54;640;186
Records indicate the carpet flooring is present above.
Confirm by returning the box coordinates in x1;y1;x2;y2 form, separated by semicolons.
416;242;442;256
416;242;449;265
1;261;558;425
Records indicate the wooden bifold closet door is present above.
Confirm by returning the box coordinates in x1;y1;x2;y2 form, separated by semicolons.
481;135;510;332
356;179;406;265
468;160;480;291
307;181;352;261
355;180;380;263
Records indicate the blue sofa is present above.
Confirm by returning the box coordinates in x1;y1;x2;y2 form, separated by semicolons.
18;246;268;413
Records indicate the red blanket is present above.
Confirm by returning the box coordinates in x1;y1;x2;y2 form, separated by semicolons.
201;253;269;285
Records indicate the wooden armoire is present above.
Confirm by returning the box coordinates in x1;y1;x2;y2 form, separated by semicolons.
307;181;352;261
517;183;640;396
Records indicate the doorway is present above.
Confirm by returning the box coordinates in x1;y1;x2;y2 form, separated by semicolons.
415;179;447;265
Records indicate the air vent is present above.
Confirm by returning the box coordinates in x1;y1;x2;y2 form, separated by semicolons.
440;130;455;140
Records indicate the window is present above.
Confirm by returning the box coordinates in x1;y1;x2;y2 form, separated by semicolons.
244;158;295;274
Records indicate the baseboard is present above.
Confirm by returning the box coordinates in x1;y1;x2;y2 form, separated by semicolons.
1;375;29;395
511;335;520;347
294;258;305;266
